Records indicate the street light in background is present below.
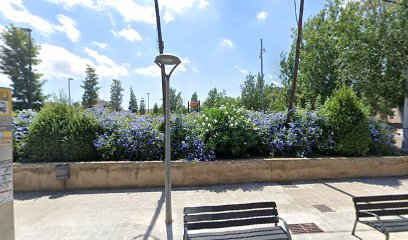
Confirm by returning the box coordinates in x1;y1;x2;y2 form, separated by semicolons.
18;27;32;109
154;53;181;223
68;78;74;105
147;92;150;114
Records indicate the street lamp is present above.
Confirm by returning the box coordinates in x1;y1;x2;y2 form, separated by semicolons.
19;27;32;109
147;92;150;114
154;53;181;224
68;78;74;105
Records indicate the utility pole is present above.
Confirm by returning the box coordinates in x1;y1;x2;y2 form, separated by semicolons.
286;0;304;123
260;38;266;113
68;78;73;105
147;92;150;114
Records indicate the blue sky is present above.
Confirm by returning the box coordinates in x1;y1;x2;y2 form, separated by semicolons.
0;0;327;109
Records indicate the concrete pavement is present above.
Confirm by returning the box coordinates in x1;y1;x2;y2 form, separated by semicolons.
14;176;408;240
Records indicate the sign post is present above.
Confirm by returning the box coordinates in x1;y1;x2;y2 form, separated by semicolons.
0;87;15;240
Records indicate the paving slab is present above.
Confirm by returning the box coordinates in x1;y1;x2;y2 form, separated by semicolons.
13;176;408;240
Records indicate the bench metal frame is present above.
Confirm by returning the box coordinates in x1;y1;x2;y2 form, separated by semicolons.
183;201;292;240
352;194;408;240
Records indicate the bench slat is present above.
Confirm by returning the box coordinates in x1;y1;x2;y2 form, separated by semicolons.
361;219;408;233
185;209;278;223
184;202;276;214
358;209;408;218
356;201;408;210
187;216;279;230
188;226;288;240
354;194;408;203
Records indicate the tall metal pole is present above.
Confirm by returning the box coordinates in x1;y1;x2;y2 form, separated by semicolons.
286;0;304;123
68;78;73;105
260;38;265;113
154;0;172;223
147;92;150;114
164;75;172;223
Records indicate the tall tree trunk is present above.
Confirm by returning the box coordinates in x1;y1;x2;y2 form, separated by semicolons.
286;0;304;123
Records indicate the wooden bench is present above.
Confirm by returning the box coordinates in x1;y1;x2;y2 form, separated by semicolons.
352;194;408;240
183;201;292;240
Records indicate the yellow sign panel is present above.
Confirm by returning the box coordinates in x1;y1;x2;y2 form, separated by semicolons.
0;88;12;117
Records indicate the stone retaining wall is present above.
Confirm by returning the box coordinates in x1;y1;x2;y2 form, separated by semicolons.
13;157;408;191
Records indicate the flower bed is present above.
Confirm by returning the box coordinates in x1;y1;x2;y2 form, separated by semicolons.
12;104;398;162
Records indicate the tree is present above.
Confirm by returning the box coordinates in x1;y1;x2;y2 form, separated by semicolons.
153;103;159;114
203;88;227;109
128;87;138;113
280;0;408;117
0;24;45;109
81;65;100;108
139;98;146;115
109;79;124;111
190;91;199;112
240;73;264;111
169;87;184;113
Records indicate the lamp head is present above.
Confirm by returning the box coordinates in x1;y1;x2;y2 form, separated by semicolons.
155;54;181;66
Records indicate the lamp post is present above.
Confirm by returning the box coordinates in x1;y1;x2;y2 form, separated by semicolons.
68;78;73;105
19;27;32;109
155;53;181;224
147;92;150;114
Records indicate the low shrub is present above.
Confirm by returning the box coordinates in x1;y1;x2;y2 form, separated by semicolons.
12;110;37;161
323;87;370;156
21;103;101;162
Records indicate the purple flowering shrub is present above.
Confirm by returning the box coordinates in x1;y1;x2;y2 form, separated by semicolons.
249;110;334;157
93;110;164;161
368;118;396;155
12;110;37;159
168;114;215;161
12;105;398;162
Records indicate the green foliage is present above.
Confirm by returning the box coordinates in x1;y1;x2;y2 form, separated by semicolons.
0;24;45;109
152;103;159;114
109;79;124;111
280;0;408;116
199;105;259;158
170;87;185;113
240;73;263;111
323;87;370;156
81;64;100;108
203;88;240;109
128;87;138;113
22;103;101;162
139;98;146;115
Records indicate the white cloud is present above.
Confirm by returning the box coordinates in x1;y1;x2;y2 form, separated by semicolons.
108;12;116;26
134;65;161;78
38;44;129;81
47;0;96;9
220;38;234;48
198;0;210;9
234;65;248;74
192;67;200;73
56;14;80;42
164;11;175;23
136;52;142;56
0;1;81;42
0;0;55;35
112;26;142;42
268;74;283;87
38;44;92;79
83;47;129;78
93;41;108;50
99;0;156;24
257;11;268;21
